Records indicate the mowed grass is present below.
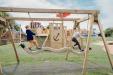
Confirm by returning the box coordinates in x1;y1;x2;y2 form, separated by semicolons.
0;37;113;75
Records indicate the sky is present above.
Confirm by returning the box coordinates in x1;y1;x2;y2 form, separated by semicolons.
0;0;113;32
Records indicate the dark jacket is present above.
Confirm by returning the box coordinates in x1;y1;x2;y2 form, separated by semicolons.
26;29;35;41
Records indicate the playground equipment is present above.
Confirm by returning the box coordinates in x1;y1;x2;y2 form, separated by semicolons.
0;7;113;75
45;23;66;49
18;12;72;52
19;22;73;53
25;12;71;51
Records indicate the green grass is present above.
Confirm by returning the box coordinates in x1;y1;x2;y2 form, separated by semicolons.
0;38;113;75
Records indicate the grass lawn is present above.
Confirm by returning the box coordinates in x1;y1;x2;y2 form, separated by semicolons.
0;37;113;75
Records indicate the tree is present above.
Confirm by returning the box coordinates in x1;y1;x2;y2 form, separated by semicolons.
14;24;20;31
104;28;113;37
0;12;20;31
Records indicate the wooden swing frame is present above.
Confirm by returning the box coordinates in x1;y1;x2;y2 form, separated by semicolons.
0;7;112;75
0;64;2;75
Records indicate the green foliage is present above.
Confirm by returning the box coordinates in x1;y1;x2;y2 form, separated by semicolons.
14;24;20;31
0;12;9;17
0;12;20;31
104;28;113;37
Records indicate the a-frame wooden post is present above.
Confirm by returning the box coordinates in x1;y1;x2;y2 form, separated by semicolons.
6;20;20;63
82;15;94;75
61;19;66;47
78;23;83;48
0;64;2;75
61;19;70;60
19;25;22;44
97;20;113;70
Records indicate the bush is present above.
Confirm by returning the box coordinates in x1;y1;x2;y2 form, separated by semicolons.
104;28;113;37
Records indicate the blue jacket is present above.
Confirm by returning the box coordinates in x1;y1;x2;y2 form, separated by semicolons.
26;29;35;40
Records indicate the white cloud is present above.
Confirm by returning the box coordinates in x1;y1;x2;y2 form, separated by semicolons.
95;0;113;29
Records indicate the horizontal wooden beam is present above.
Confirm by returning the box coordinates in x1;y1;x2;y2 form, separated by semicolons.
0;7;99;14
5;17;79;21
79;18;89;23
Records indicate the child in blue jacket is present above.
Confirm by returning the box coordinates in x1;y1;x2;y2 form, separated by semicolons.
25;25;40;50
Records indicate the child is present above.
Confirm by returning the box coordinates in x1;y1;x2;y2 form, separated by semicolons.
72;28;84;52
42;27;50;34
25;25;40;50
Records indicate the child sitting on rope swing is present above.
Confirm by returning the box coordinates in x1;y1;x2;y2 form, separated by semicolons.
25;25;41;50
72;28;84;52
